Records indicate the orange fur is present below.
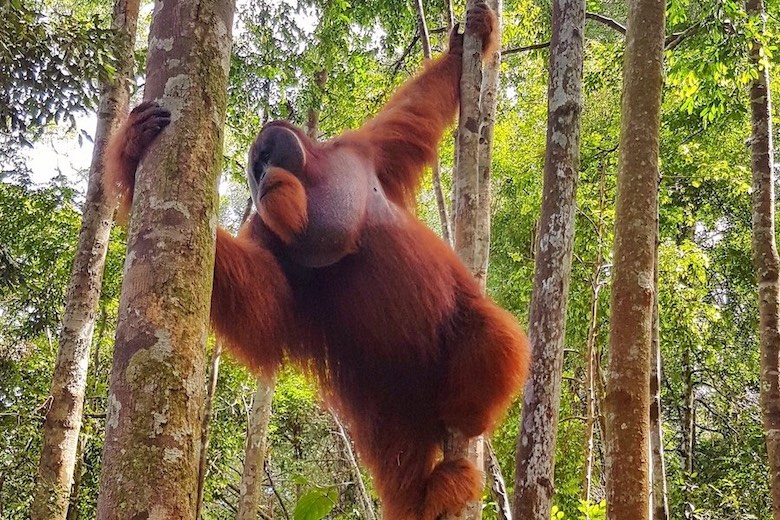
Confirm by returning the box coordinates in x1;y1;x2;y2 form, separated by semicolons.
257;167;308;244
101;5;527;519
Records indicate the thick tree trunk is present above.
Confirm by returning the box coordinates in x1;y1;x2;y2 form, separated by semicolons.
745;0;780;517
96;0;235;517
31;1;140;518
603;0;664;517
512;0;583;518
236;374;275;520
196;342;223;519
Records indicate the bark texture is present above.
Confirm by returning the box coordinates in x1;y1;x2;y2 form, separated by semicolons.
486;440;512;520
447;1;490;517
31;1;140;517
603;0;664;517
96;0;235;517
473;0;502;290
237;374;275;520
512;0;583;517
452;0;485;271
745;0;780;516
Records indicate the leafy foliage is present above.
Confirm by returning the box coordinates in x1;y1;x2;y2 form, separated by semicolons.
0;2;118;145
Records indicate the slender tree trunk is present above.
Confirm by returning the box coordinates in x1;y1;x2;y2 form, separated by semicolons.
452;0;484;272
306;70;327;140
681;348;695;474
473;0;501;290
65;434;85;520
236;374;276;520
485;440;512;520
447;2;490;517
445;0;455;32
513;0;583;518
745;0;780;516
31;1;141;518
583;261;603;503
196;342;223;519
649;215;669;520
603;0;664;517
96;0;235;516
333;413;377;520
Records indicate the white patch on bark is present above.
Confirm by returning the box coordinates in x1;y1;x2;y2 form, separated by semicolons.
151;329;174;361
107;393;121;430
163;447;184;462
152;409;169;435
162;75;191;119
150;36;174;51
148;195;192;219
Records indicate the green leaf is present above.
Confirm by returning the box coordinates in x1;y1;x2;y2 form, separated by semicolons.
293;487;338;520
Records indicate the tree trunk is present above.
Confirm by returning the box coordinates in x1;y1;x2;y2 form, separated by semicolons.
583;163;608;504
649;216;669;520
306;70;327;140
681;347;695;474
447;1;491;517
31;1;141;518
65;434;85;520
452;0;484;272
96;0;235;516
745;0;780;516
196;342;223;519
512;0;583;518
236;374;276;520
473;0;502;291
603;0;664;517
333;413;378;520
485;440;512;520
582;262;603;503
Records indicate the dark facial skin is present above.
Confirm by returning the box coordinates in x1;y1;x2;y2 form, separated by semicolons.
247;124;307;206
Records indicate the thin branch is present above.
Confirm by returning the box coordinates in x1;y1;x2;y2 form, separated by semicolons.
502;41;550;55
665;18;707;51
264;461;290;520
391;32;421;76
586;12;626;34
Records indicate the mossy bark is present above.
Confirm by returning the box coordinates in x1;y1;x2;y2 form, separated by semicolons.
95;0;235;517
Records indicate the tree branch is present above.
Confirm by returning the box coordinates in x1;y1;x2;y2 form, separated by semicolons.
586;12;627;34
502;41;551;55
